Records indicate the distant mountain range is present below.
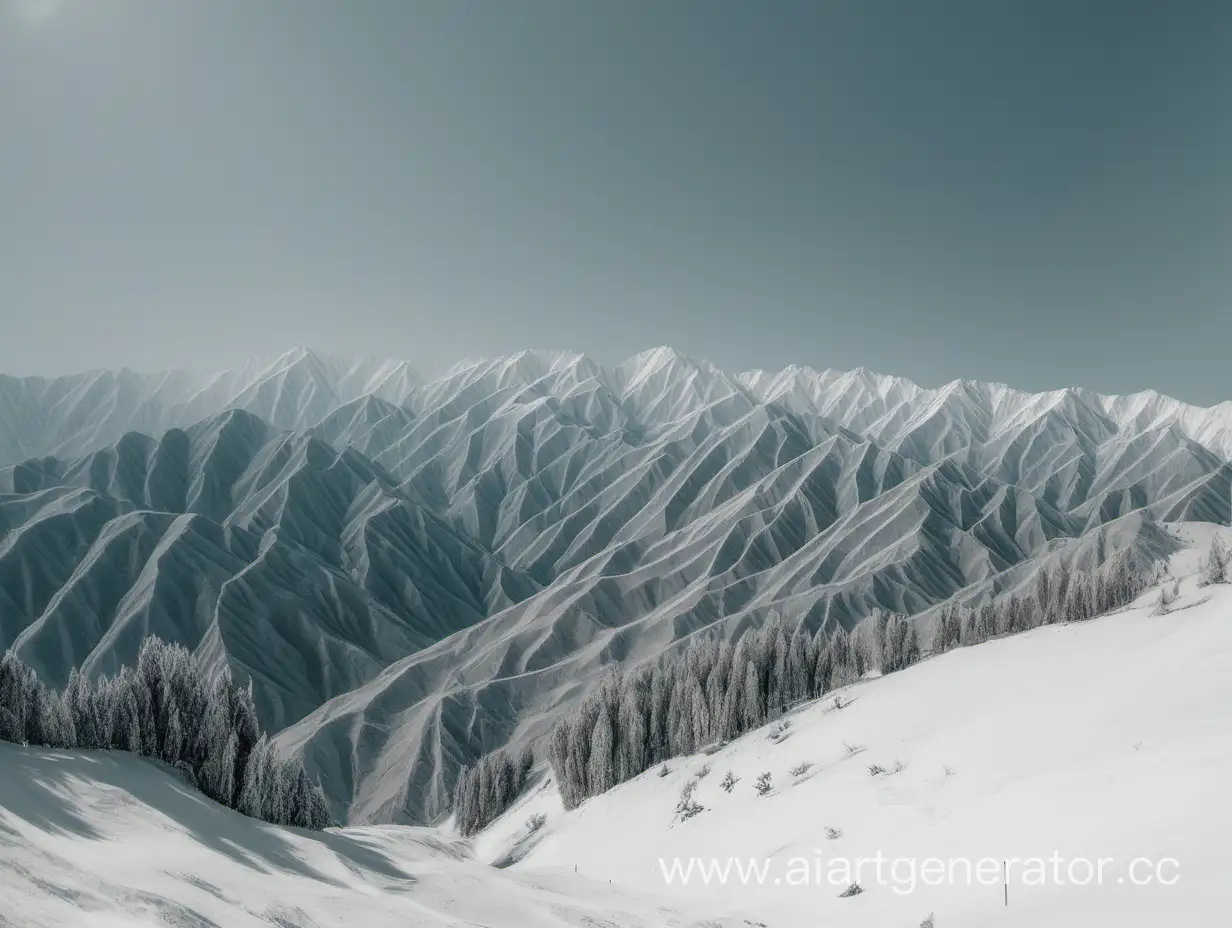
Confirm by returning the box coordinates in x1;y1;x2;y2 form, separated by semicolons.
1;347;1228;823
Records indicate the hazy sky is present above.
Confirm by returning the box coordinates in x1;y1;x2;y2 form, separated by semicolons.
2;1;1229;403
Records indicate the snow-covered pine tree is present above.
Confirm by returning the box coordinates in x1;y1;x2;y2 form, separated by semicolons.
1052;561;1072;623
741;658;764;731
811;635;833;697
767;613;790;714
828;626;857;688
1034;567;1053;626
785;619;811;705
975;602;997;642
588;703;616;795
1201;535;1230;585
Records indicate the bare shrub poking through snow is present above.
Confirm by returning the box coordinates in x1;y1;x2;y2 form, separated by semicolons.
695;763;712;779
789;761;813;777
674;779;705;821
868;764;887;776
839;882;864;897
525;813;547;836
843;741;865;756
720;771;740;793
920;914;935;928
675;779;698;812
677;799;706;821
1155;579;1181;615
754;772;773;795
824;826;843;840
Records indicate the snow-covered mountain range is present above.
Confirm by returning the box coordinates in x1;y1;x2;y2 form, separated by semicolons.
1;348;1228;824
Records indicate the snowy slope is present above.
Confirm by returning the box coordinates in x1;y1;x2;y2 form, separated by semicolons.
1;349;1228;825
0;742;719;928
472;527;1232;927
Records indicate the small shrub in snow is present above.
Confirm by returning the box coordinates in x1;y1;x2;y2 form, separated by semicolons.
824;826;843;840
674;780;707;820
1154;587;1172;615
890;759;907;774
839;881;864;897
525;813;547;835
832;695;848;711
677;799;706;821
754;772;773;795
767;719;791;741
789;761;812;777
867;764;887;776
675;779;698;813
1155;580;1181;615
695;763;712;779
943;765;956;777
920;914;935;928
843;741;865;756
720;771;740;793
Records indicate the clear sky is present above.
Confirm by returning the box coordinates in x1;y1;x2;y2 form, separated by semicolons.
2;0;1229;403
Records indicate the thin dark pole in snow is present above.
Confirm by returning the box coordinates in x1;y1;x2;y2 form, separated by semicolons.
1004;860;1008;906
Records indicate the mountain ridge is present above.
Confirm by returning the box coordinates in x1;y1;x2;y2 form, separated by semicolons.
0;347;1227;824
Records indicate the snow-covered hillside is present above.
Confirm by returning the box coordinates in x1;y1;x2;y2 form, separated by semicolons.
475;527;1232;927
0;742;701;927
3;529;1228;926
2;348;1228;825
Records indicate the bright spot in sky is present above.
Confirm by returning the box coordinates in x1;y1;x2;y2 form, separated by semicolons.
9;0;63;26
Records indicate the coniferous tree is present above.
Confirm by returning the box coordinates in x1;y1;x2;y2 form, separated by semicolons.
812;632;834;697
1201;535;1230;585
1052;562;1072;624
829;627;857;688
785;620;811;705
1034;568;1053;626
588;703;616;795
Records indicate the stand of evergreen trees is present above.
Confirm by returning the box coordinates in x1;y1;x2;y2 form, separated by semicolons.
931;552;1153;654
451;744;536;836
548;551;1153;812
0;636;331;831
546;608;919;811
